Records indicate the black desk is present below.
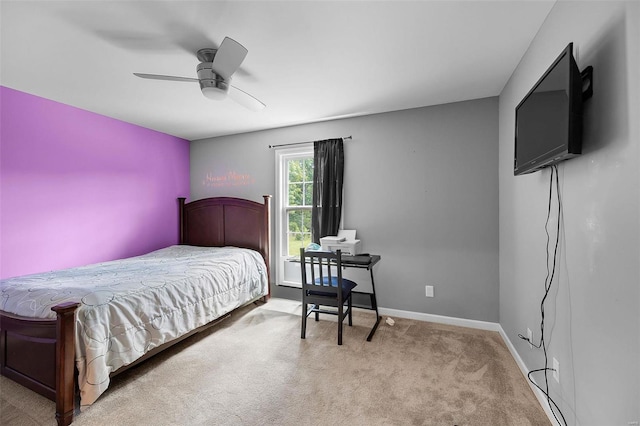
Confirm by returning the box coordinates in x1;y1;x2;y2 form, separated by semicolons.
339;254;382;341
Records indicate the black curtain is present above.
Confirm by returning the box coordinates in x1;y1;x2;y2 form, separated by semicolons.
311;138;344;243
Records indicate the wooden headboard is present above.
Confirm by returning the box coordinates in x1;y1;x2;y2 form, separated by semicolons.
178;196;271;291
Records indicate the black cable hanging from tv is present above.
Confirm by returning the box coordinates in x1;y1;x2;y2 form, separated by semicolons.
518;165;568;426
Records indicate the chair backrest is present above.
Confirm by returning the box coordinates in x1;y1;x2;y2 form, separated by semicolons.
300;248;345;303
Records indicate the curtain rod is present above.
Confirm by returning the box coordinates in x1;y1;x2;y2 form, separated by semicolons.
269;135;352;149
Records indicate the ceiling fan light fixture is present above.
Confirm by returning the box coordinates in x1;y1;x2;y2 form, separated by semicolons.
201;84;228;100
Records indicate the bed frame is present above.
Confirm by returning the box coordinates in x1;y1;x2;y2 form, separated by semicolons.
0;196;271;426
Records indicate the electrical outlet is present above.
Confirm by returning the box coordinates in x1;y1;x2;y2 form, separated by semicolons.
527;328;533;349
552;357;560;383
425;285;434;298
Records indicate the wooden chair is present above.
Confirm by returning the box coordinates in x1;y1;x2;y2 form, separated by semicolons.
300;248;357;345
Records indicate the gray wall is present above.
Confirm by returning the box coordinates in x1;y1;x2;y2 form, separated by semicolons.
499;1;639;424
191;97;499;322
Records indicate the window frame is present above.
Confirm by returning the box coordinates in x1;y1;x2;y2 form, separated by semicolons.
275;145;314;287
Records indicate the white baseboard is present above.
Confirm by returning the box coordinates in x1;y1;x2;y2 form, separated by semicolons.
378;307;501;331
378;306;557;426
497;326;559;426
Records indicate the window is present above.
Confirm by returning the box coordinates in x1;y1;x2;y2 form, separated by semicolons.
286;156;314;255
275;145;314;286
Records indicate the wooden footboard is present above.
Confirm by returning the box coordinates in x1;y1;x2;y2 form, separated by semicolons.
0;302;79;426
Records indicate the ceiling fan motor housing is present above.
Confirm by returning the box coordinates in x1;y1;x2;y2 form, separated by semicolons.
197;62;229;100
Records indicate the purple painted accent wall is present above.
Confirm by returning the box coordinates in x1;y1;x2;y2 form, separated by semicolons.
0;86;190;279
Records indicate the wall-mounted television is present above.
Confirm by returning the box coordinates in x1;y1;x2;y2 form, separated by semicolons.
514;43;589;176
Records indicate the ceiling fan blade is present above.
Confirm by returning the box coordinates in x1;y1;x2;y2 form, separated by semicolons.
133;73;198;82
212;37;248;80
229;85;266;111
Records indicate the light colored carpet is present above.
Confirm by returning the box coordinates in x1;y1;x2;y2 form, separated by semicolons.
1;298;549;425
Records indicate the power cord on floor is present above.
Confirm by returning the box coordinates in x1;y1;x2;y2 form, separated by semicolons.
517;165;568;426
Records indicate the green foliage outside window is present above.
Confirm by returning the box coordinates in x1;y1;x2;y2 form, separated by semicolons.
287;157;314;256
287;157;314;206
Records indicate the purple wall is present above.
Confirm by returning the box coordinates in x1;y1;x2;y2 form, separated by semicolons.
0;86;190;279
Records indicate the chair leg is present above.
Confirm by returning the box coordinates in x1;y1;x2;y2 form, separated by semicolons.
348;296;353;327
338;304;343;345
301;302;307;339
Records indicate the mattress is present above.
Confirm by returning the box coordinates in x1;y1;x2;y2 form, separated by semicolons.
0;245;268;406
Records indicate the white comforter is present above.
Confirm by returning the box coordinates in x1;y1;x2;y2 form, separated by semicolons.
0;245;268;406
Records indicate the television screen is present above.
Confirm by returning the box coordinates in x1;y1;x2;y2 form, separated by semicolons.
514;43;583;175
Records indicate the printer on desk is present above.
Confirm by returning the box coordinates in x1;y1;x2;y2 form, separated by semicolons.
320;230;362;255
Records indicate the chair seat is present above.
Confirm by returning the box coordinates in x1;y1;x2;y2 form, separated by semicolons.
308;276;357;299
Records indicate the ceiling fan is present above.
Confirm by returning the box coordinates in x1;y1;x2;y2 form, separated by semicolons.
134;37;265;111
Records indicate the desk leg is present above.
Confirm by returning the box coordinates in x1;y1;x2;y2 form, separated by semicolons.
366;268;381;342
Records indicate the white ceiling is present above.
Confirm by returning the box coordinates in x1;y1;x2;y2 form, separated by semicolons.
0;1;555;141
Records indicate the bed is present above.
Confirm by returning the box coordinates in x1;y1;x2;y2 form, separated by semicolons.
0;196;271;426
